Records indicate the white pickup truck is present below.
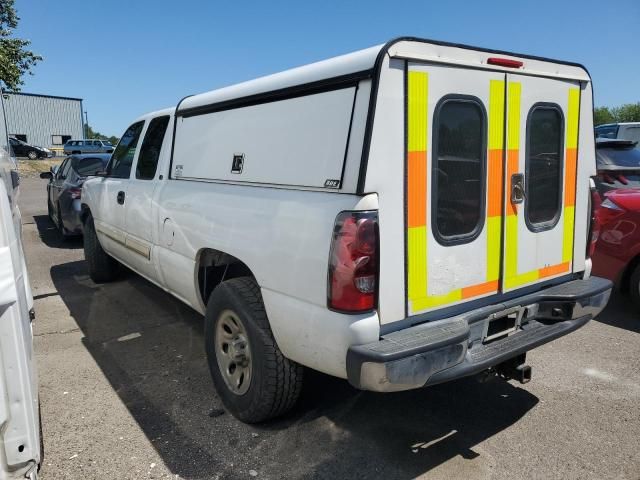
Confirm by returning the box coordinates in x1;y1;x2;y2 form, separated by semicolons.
81;37;612;423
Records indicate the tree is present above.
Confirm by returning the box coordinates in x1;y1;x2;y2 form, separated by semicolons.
610;103;640;123
594;106;614;126
84;124;119;145
594;103;640;126
0;0;42;91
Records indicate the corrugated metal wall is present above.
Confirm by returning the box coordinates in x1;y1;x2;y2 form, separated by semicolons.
3;93;83;148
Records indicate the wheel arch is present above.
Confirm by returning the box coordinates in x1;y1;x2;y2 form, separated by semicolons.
80;204;92;225
194;247;257;310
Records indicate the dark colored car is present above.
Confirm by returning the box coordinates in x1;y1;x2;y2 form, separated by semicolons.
9;137;49;159
40;154;110;236
591;139;640;307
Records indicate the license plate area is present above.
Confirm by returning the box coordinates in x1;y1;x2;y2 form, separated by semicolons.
483;306;524;344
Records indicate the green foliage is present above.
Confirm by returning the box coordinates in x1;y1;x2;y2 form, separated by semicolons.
594;107;614;126
0;0;42;91
84;124;119;145
594;103;640;125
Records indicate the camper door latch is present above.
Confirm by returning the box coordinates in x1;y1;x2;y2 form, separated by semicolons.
511;173;525;204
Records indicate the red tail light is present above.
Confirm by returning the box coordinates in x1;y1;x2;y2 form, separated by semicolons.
588;186;602;257
328;211;379;313
69;187;82;200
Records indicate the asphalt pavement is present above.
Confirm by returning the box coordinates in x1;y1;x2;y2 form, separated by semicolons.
18;176;640;480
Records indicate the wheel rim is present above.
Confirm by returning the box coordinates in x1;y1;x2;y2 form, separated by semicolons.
214;309;252;395
28;151;37;159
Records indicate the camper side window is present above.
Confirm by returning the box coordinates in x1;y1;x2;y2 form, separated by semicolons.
432;96;487;245
525;104;564;230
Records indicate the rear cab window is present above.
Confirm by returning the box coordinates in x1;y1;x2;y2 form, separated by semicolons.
136;116;170;180
525;104;564;230
431;95;487;245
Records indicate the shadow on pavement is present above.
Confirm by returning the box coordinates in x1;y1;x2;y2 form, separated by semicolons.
32;214;82;250
594;290;640;334
51;259;539;479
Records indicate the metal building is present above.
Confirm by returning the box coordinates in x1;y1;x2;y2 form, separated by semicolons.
2;92;84;155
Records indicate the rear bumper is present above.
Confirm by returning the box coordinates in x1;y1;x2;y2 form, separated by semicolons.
346;276;612;392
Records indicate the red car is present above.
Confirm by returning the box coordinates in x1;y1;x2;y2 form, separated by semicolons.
591;139;640;307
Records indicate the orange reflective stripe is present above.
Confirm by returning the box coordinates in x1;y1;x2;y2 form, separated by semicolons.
487;149;503;217
565;148;577;206
462;280;499;299
407;150;427;227
539;262;570;279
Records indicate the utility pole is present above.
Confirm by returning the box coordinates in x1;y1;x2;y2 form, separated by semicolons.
84;111;89;139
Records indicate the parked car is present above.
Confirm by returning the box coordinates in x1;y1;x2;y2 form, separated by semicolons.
63;139;114;155
80;37;611;423
0;85;42;478
595;122;640;144
591;139;640;307
40;154;110;236
8;137;49;159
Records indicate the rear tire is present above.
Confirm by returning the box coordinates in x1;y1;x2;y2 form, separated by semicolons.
83;213;119;283
205;277;303;423
629;264;640;309
27;150;37;160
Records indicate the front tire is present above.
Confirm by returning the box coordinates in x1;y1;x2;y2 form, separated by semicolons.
83;213;119;283
205;277;303;423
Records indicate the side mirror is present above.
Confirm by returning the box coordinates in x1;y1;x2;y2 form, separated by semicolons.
40;171;53;179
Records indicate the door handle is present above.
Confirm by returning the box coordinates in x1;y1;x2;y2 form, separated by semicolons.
117;191;125;205
511;173;525;204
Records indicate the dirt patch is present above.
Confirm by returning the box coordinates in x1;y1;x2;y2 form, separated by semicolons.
17;159;62;178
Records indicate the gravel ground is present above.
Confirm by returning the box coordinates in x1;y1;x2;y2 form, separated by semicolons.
18;177;640;480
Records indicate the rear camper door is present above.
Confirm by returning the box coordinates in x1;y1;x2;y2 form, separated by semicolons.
502;74;581;292
405;62;582;317
406;64;505;315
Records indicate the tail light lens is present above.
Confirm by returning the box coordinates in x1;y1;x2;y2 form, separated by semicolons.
69;187;82;200
587;185;602;257
328;211;379;313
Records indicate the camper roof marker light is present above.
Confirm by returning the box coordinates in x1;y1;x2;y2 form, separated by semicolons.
487;57;524;69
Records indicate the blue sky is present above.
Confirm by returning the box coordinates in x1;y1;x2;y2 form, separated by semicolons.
15;0;640;136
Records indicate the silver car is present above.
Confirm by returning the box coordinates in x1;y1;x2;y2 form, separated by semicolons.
63;139;114;155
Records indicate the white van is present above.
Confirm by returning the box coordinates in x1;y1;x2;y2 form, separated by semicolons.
81;37;611;422
0;92;41;477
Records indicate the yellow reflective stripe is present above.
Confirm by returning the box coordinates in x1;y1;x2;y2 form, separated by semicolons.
412;289;462;311
504;82;521;288
563;87;580;264
566;88;580;149
408;71;428;152
488;80;505;150
487;80;505;285
507;82;521;151
504;270;539;290
486;216;502;281
407;71;428;306
407;226;427;301
505;214;519;280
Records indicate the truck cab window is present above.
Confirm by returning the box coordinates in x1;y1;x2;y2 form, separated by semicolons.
108;121;145;178
136;116;169;180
